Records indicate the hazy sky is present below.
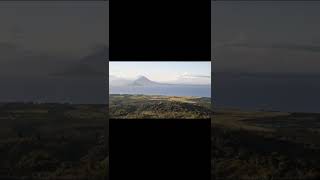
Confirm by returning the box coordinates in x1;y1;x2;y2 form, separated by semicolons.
213;1;320;74
0;1;108;103
110;62;211;84
0;1;107;57
212;1;320;112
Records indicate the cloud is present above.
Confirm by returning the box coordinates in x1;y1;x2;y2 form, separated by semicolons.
218;42;320;53
174;73;211;85
52;64;105;78
214;72;320;79
0;43;108;103
214;32;249;49
81;44;108;63
182;74;211;78
0;42;74;77
51;45;108;78
178;72;210;79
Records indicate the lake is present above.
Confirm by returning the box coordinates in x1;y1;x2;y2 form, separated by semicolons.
109;84;211;97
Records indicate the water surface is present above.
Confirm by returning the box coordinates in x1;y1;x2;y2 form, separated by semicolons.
109;84;211;97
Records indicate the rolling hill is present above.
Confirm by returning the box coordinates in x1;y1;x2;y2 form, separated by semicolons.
212;108;320;179
109;94;211;119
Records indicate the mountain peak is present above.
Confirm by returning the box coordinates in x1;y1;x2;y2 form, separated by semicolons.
132;75;157;86
136;75;150;81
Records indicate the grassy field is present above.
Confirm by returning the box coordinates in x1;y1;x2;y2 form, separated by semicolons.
109;94;211;119
5;100;320;179
0;103;108;179
212;109;320;179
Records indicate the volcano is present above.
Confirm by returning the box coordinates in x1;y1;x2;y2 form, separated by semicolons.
131;76;160;86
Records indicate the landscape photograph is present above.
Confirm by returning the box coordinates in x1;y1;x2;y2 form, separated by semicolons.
212;1;320;179
109;61;211;119
0;1;108;179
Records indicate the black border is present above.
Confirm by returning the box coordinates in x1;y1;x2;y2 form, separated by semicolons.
110;0;211;62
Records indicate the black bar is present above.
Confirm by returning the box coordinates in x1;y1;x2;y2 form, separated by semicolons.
110;119;211;179
110;0;211;61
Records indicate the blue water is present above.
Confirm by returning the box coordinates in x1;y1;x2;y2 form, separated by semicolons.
109;85;211;97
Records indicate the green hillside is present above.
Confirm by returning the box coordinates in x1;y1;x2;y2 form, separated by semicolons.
109;94;211;119
213;109;320;179
0;103;108;179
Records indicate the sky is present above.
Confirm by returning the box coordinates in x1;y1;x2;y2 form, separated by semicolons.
109;62;211;85
0;1;108;103
212;1;320;112
0;1;108;78
0;2;108;58
212;1;320;74
2;1;319;110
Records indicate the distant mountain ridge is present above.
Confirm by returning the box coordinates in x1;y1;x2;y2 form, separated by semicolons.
109;75;210;87
110;75;163;86
109;75;211;97
131;76;161;86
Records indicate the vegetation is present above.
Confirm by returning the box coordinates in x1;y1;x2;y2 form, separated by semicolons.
212;109;320;179
0;102;108;179
7;99;320;179
109;94;211;119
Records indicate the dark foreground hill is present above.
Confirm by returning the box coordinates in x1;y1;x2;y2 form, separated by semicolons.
109;94;211;119
0;103;108;180
213;109;320;179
